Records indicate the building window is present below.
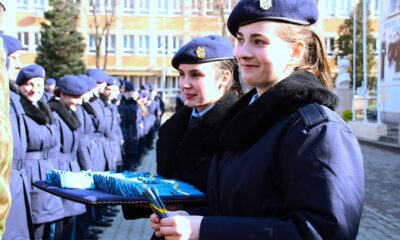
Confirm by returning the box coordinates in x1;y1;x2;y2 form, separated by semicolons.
17;0;28;10
338;0;351;16
17;32;29;51
172;36;183;54
123;0;134;14
370;0;381;16
157;36;168;54
33;0;45;11
138;0;150;14
34;32;41;50
123;35;134;54
88;35;97;53
172;0;183;15
138;35;149;55
90;0;101;12
324;0;336;17
191;0;200;15
157;0;168;14
205;0;215;15
224;0;238;14
105;0;116;13
105;34;116;54
325;37;335;56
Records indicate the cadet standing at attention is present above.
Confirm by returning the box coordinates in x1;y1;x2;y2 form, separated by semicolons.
150;1;365;239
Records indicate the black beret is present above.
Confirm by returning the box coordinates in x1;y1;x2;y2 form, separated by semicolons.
171;35;234;69
0;34;22;56
227;0;319;37
87;68;108;83
16;64;45;85
59;75;87;96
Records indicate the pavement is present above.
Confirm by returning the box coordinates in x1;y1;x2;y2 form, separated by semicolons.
96;140;400;240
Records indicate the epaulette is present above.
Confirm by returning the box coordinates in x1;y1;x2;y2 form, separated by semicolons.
297;103;329;130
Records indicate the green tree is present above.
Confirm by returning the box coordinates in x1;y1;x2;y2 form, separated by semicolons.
36;0;86;79
336;1;376;89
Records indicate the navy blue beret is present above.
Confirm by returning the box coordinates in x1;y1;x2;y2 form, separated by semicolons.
0;34;22;56
124;81;134;92
45;78;56;85
78;74;96;91
171;35;234;69
227;0;319;37
16;64;45;85
87;68;108;84
59;75;87;96
106;76;119;86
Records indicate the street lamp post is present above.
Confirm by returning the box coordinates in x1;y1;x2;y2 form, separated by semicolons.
352;0;357;121
362;0;368;122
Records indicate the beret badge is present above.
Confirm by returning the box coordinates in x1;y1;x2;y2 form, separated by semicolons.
260;0;272;10
195;46;206;59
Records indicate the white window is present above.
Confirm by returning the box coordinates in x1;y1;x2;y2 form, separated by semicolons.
191;0;200;15
138;0;150;14
106;34;116;54
138;35;149;55
88;35;97;53
172;36;183;54
224;0;238;14
325;37;335;56
205;0;215;15
33;0;45;11
370;0;381;16
17;32;29;50
157;0;168;14
34;32;41;50
157;35;168;54
172;0;183;15
338;0;351;16
90;0;101;12
17;0;28;10
105;0;116;13
123;0;134;14
123;35;134;54
324;0;336;17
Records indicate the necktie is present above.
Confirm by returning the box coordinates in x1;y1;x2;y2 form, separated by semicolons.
190;115;201;127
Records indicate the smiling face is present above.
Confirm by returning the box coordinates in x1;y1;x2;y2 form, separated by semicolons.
19;77;44;104
178;62;228;112
60;92;83;111
235;21;294;95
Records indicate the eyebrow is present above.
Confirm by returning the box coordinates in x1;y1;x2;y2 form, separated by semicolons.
237;32;269;39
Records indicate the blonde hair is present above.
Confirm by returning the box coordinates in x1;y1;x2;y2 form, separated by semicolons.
275;23;332;90
214;59;243;96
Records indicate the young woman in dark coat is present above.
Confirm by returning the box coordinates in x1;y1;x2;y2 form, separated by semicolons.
150;1;365;239
156;35;240;194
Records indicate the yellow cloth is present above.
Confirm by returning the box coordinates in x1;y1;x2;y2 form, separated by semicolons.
0;37;13;237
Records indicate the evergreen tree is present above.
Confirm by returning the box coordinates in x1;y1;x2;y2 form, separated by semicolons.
336;1;376;89
36;0;86;79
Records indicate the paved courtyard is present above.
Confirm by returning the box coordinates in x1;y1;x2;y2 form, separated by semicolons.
98;142;400;240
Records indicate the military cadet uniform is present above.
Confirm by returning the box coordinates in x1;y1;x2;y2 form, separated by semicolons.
118;81;140;170
190;1;365;239
16;65;64;239
41;78;56;103
0;33;14;239
2;34;33;240
156;35;238;194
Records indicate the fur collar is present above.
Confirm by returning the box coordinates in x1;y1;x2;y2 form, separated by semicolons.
9;81;19;94
219;71;338;151
49;100;81;130
99;94;109;106
20;95;54;125
89;95;97;102
82;102;96;116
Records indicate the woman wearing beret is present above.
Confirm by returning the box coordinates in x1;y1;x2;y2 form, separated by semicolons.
156;35;241;194
16;64;65;239
48;75;87;238
150;1;364;239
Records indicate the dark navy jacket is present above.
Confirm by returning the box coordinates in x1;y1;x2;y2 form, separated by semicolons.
118;97;139;156
198;71;364;240
157;92;238;193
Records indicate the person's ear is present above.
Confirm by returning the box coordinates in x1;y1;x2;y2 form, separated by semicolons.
219;70;231;89
291;41;305;63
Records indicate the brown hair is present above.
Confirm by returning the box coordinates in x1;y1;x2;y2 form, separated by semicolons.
214;59;243;96
275;23;332;90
